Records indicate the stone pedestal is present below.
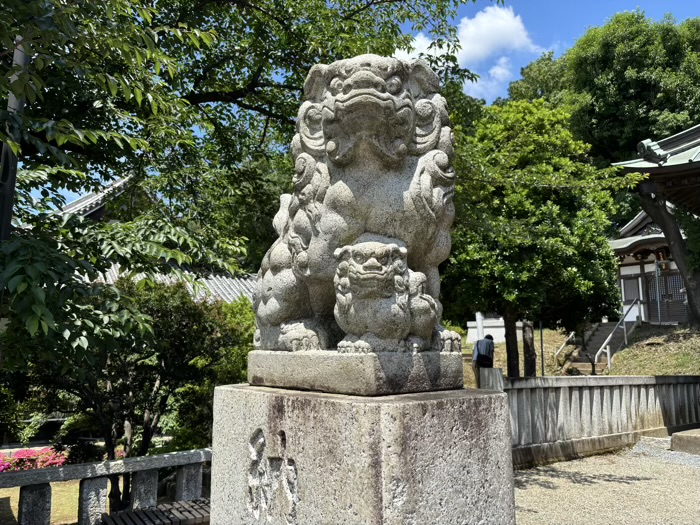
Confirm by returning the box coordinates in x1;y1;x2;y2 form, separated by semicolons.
248;350;464;396
210;385;515;525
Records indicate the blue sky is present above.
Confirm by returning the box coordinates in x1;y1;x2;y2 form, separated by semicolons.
397;0;699;103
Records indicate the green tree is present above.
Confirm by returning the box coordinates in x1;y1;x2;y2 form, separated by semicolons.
508;11;700;328
443;100;634;377
164;297;255;450
507;51;567;106
1;0;490;349
9;280;233;508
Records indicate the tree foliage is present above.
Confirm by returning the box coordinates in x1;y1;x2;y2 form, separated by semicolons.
509;12;700;163
1;0;485;351
443;100;635;376
508;11;700;328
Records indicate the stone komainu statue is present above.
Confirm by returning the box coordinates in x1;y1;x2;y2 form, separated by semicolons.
254;54;459;353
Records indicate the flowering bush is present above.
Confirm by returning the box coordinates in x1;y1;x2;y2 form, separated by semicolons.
103;446;126;461
0;453;12;473
0;448;67;472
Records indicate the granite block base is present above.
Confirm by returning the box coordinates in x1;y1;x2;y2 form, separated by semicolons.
247;350;464;396
210;385;515;525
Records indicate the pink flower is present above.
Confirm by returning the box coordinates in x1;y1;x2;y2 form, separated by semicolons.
0;448;67;472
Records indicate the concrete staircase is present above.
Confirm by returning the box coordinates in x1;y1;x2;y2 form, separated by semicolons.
567;321;636;375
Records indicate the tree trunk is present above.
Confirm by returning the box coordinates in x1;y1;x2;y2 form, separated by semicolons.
503;308;520;378
522;320;537;377
639;190;700;328
102;425;123;512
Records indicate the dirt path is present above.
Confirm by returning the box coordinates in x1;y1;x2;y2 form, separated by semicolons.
515;439;700;525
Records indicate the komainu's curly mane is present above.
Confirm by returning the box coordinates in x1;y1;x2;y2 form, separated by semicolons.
254;54;458;354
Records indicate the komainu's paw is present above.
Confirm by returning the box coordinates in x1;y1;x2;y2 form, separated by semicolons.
337;335;372;354
433;327;462;353
279;320;328;351
405;335;430;353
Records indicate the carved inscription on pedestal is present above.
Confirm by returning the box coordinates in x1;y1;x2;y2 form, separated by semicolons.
247;429;298;524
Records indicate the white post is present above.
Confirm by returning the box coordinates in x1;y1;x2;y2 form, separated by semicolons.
637;299;643;326
475;312;484;340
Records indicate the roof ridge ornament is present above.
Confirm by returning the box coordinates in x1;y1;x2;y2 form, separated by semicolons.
637;139;669;163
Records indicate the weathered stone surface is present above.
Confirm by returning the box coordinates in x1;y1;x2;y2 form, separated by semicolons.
671;428;700;455
480;367;505;392
78;476;108;525
175;463;203;501
253;54;461;381
18;483;51;525
248;349;463;395
211;385;516;525
131;469;158;509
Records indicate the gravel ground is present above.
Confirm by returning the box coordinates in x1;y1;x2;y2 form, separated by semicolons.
515;438;700;525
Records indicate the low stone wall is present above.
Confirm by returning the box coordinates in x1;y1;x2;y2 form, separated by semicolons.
0;448;210;525
480;369;700;468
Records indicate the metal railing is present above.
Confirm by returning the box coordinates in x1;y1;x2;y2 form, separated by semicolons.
0;448;210;525
594;299;643;370
553;331;576;361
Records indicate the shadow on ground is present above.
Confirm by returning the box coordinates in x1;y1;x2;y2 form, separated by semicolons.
514;464;653;490
0;496;17;524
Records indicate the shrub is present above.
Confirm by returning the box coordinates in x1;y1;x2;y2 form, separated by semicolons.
2;447;67;471
0;453;12;473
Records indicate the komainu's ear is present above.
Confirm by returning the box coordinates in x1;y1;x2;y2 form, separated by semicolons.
334;245;351;261
408;59;439;95
304;64;328;101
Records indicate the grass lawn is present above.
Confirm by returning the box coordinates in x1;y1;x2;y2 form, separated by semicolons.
610;324;700;376
0;480;79;525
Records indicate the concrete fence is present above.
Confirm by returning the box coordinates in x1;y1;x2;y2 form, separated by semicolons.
481;369;700;468
0;448;210;525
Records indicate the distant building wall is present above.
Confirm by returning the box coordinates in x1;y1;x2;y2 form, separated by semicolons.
466;318;523;344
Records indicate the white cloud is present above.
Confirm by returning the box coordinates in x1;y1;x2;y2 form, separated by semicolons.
394;6;544;102
456;6;542;66
394;33;441;62
464;56;513;100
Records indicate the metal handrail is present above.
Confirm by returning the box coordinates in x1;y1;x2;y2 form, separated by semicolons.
594;298;642;369
554;331;576;360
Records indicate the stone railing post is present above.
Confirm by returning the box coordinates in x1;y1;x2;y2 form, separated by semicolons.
18;483;51;525
479;367;505;392
131;469;159;509
175;463;202;501
78;476;109;525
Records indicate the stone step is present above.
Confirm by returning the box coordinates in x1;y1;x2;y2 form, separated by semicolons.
566;361;607;375
639;436;671;450
671;429;700;455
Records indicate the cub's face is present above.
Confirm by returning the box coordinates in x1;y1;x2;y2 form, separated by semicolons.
336;241;407;299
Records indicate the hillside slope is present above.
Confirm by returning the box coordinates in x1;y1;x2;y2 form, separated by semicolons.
610;325;700;376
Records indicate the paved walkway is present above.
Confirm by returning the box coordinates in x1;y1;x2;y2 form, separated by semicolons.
515;438;700;525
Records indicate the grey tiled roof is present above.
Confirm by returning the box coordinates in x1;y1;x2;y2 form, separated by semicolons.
63;177;258;305
98;263;257;304
614;124;700;170
61;176;134;217
608;234;667;254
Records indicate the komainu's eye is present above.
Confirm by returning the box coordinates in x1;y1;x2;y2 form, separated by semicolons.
386;76;402;94
330;77;344;95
